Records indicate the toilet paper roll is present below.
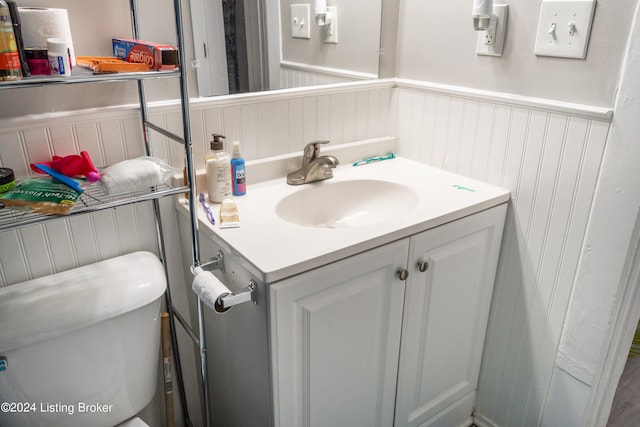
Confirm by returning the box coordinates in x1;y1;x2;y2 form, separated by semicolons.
192;267;232;313
18;7;76;66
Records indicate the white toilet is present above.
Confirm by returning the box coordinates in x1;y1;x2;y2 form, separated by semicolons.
0;251;167;427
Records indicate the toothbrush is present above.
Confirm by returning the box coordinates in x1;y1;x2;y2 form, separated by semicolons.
199;193;216;225
352;152;396;166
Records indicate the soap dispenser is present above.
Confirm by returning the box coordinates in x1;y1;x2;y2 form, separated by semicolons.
206;133;231;203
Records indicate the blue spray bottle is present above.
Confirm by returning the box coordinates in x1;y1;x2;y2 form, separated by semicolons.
231;141;246;196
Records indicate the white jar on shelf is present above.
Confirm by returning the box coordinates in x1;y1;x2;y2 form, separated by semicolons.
47;37;71;77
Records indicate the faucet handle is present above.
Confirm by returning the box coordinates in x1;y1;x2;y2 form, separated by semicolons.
303;140;330;165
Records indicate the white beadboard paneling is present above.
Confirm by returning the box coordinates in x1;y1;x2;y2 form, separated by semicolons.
100;119;126;166
302;96;318;143
222;105;242;145
329;92;346;145
0;82;393;288
0;203;160;287
74;122;102;163
0;79;617;426
187;80;395;163
43;219;78;273
259;100;287;157
394;86;610;427
342;91;359;143
239;104;259;160
49;124;78;160
0;132;26;176
279;62;373;90
0;231;28;284
317;95;331;141
280;68;347;89
0;102;162;287
21;128;50;174
66;214;100;267
120;115;146;160
285;98;304;153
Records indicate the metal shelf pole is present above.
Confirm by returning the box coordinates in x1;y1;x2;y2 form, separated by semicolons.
128;0;210;426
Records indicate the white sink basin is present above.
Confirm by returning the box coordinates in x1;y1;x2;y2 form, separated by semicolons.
183;152;511;282
275;179;419;228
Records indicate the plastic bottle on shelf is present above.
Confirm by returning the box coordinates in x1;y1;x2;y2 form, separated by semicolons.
0;0;22;81
6;0;29;77
231;141;246;196
206;133;231;203
47;38;72;77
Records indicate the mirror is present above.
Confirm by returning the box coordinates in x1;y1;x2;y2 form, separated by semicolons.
190;0;384;97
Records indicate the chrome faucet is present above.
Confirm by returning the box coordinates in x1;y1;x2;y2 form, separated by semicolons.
287;140;339;185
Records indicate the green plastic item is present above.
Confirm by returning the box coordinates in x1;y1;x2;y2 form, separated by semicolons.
0;177;81;215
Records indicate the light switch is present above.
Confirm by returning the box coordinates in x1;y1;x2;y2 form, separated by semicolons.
534;0;596;59
291;4;310;39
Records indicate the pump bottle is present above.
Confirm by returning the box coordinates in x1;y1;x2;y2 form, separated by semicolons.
206;133;231;203
231;141;246;196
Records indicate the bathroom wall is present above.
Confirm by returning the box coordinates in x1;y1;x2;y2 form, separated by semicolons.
3;1;640;426
279;0;383;78
394;0;640;426
395;0;634;107
393;79;612;427
0;81;394;426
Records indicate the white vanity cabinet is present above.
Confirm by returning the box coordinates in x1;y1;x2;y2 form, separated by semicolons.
394;204;506;427
269;238;410;427
268;204;506;427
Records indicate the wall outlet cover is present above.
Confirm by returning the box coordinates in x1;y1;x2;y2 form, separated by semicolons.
291;4;311;39
476;4;509;56
322;6;338;44
534;0;596;59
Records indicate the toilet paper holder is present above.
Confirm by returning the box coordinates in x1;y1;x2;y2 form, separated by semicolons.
197;250;225;274
220;280;257;309
192;250;258;309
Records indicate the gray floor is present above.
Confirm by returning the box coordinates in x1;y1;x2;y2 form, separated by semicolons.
607;356;640;426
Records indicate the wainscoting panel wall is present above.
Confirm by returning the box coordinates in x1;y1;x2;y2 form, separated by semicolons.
0;82;394;286
0;79;613;427
394;81;612;427
279;62;376;89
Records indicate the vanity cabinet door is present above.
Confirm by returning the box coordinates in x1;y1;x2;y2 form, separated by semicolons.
269;239;410;427
394;205;506;427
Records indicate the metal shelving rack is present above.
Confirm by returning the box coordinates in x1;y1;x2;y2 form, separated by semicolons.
0;0;210;426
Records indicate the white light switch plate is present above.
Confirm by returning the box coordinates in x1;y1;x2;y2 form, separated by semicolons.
476;4;508;56
291;4;310;39
534;0;596;59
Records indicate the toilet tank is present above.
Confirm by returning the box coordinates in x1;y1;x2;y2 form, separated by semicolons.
0;251;167;427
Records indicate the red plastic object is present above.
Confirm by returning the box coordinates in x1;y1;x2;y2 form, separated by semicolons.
31;151;100;182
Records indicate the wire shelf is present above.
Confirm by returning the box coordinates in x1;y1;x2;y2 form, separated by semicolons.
0;67;180;90
0;182;188;232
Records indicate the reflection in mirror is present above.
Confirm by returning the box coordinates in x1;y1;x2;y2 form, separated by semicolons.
190;0;383;97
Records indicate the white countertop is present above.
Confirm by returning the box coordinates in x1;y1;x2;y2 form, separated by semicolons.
178;156;510;283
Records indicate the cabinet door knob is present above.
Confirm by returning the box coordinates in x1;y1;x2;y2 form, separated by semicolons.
397;268;409;280
417;260;429;272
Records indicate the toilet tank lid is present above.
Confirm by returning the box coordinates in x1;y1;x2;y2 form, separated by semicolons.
0;251;166;354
